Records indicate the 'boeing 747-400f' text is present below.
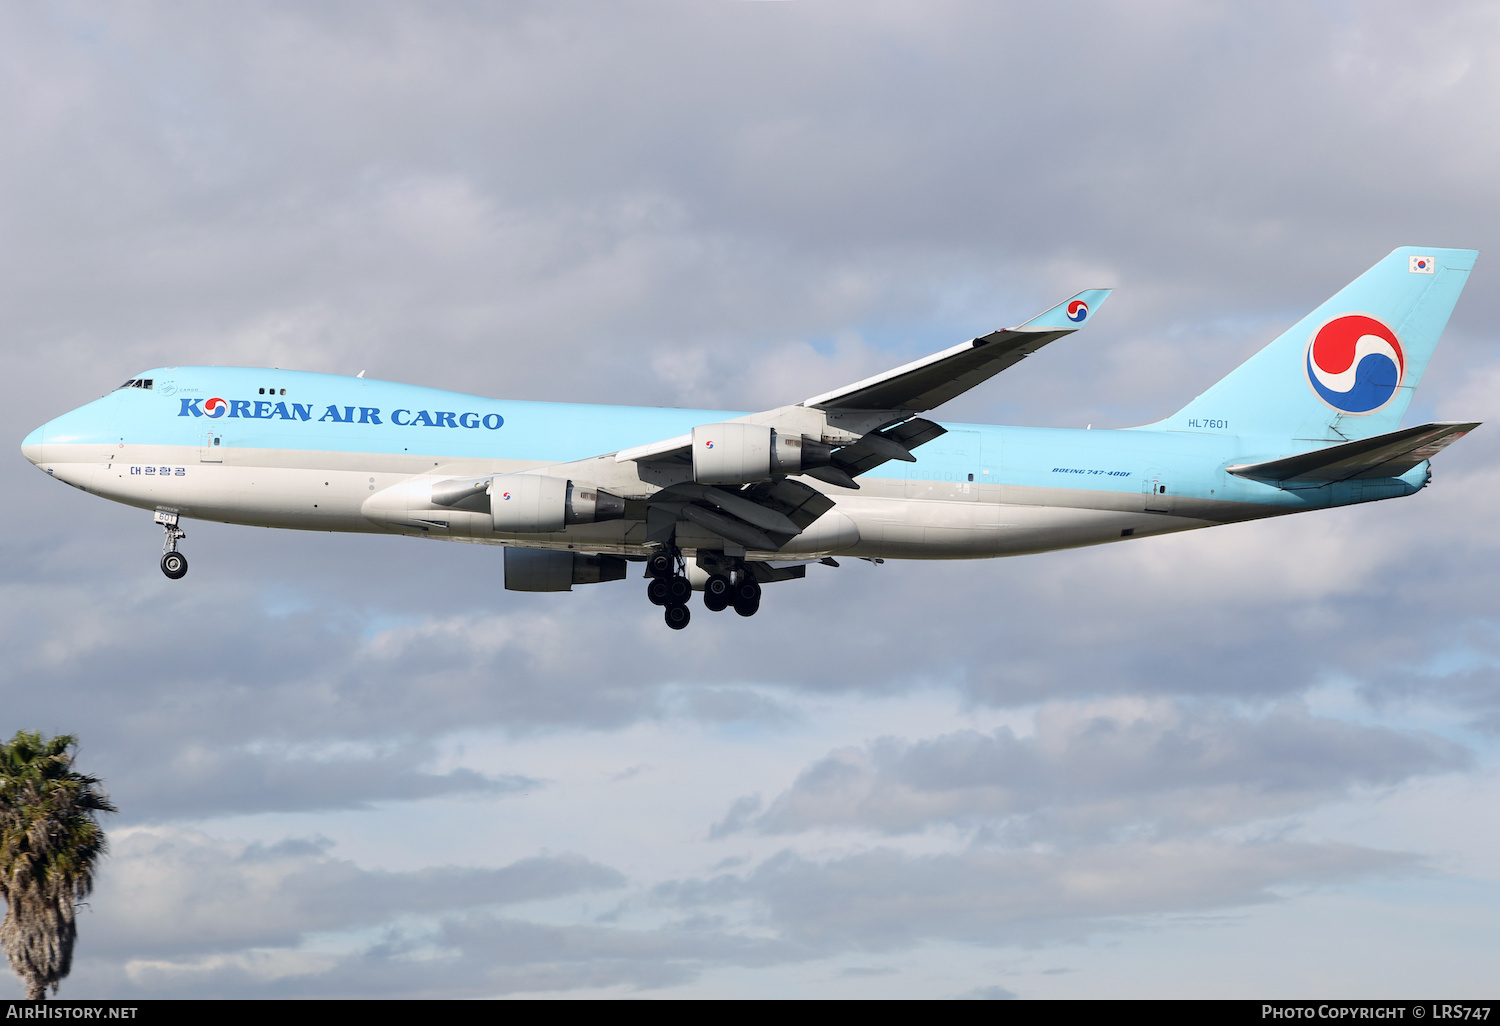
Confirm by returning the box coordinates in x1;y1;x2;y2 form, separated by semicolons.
22;247;1480;629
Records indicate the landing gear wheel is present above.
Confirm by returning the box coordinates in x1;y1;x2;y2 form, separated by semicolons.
732;577;761;617
666;575;692;605
647;551;676;579
664;604;691;630
647;578;671;606
155;508;187;579
703;574;731;612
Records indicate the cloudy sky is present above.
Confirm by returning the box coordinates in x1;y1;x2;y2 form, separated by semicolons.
3;0;1499;999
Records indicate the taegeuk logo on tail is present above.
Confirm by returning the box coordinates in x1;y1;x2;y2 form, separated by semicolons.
1304;313;1405;415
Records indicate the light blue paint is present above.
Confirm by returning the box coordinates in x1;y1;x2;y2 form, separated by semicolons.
1019;288;1114;330
1149;247;1477;440
25;248;1473;521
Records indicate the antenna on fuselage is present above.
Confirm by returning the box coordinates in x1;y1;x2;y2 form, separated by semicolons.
356;370;365;378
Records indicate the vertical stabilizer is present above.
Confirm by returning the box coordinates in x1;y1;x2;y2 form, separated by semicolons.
1154;247;1477;441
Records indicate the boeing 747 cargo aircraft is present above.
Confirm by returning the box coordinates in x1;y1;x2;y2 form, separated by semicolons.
22;247;1479;628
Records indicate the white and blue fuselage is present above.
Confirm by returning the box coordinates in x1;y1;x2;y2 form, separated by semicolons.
18;248;1479;625
20;365;1426;560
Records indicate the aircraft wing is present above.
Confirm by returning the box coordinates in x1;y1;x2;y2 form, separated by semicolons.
801;289;1113;412
1226;421;1480;485
614;287;1113;475
586;288;1113;552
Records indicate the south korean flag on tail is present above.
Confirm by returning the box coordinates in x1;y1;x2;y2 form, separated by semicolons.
1409;255;1436;274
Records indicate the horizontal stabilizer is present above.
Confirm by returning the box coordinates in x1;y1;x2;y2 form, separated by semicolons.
1226;421;1480;485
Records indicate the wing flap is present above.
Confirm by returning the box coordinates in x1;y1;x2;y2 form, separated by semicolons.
743;478;837;530
647;478;835;552
657;482;802;535
830;417;947;479
1226;421;1480;485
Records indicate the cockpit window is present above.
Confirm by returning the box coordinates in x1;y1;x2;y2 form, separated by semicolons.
114;379;154;391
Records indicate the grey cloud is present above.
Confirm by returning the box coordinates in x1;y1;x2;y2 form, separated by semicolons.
1;474;1491;821
111;744;532;821
3;2;1496;425
0;0;1498;997
958;984;1019;1000
709;794;764;841
83;827;625;959
668;687;796;725
436;913;798;990
727;700;1470;839
664;841;1414;952
1390;666;1500;735
52;822;1419;996
69;913;800;999
50;828;805;998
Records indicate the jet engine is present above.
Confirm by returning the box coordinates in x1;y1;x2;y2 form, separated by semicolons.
489;474;626;533
691;423;833;485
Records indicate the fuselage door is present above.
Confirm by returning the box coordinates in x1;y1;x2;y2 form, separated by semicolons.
199;431;223;463
1142;469;1172;512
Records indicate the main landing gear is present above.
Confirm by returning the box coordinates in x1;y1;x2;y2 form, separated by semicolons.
730;576;761;617
646;547;761;629
156;508;188;580
646;548;694;630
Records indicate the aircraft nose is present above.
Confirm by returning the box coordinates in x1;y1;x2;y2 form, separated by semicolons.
21;423;46;467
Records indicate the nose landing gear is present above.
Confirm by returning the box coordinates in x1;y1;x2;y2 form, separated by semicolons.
156;508;188;580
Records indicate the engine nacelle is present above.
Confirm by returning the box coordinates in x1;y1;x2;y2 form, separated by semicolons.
490;475;626;534
504;549;628;592
692;423;833;485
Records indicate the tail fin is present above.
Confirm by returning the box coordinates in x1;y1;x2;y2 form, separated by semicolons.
1154;247;1478;441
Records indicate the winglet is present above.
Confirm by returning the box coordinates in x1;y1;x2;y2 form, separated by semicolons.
1017;289;1113;330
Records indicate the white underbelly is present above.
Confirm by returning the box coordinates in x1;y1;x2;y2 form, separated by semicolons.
43;443;1208;559
839;495;1203;558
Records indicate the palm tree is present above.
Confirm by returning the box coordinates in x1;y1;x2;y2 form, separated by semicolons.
0;732;115;1001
